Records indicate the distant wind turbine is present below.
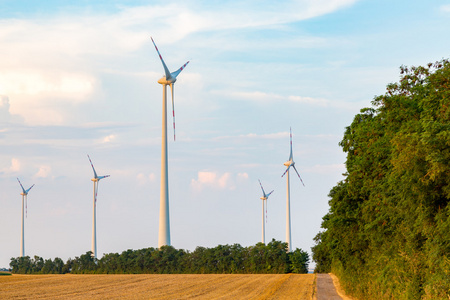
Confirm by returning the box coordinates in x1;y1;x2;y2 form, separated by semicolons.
281;128;305;252
87;154;110;259
17;178;34;257
258;179;273;244
151;37;189;248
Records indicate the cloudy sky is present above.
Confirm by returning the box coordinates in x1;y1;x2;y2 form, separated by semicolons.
1;0;449;268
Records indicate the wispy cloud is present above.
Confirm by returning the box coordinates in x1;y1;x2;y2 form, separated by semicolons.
0;0;360;125
136;172;156;185
440;4;450;12
190;171;249;192
34;165;52;178
1;158;21;174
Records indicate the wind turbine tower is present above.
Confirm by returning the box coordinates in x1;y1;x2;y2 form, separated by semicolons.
88;155;110;259
17;178;34;257
258;180;273;244
151;37;189;248
281;128;305;252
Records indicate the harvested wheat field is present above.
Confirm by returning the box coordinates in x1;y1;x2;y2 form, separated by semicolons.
0;273;315;299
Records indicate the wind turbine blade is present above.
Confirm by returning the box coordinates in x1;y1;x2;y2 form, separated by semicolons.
26;184;35;194
171;61;190;78
17;178;26;194
289;127;293;161
292;165;305;186
25;196;27;218
281;166;290;178
258;179;266;195
170;84;176;141
267;190;274;197
151;37;172;80
98;175;110;180
87;154;98;178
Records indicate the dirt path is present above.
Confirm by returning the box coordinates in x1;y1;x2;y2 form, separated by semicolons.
315;273;343;300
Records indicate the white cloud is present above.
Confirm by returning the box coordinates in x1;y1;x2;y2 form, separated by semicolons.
215;131;289;141
137;172;156;185
191;171;246;192
1;158;21;175
288;95;330;107
231;91;284;102
440;4;450;12
237;172;249;182
0;0;360;125
7;158;21;173
0;95;23;123
102;134;116;143
0;71;94;99
34;165;52;178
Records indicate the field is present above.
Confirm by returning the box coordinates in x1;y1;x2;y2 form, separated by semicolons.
0;273;315;299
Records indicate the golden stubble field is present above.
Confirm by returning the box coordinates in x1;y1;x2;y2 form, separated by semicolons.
0;273;315;299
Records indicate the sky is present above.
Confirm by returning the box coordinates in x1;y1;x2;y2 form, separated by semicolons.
1;0;450;269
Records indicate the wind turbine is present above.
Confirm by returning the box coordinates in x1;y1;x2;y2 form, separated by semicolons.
281;128;305;252
17;178;34;257
87;154;110;259
258;179;273;244
151;37;189;247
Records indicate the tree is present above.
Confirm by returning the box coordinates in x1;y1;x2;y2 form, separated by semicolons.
312;59;450;299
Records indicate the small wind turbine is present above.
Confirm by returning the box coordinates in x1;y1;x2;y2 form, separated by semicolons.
281;128;304;252
17;178;34;257
151;37;189;247
258;179;273;244
87;155;110;259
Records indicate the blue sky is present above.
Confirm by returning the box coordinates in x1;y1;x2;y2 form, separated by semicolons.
1;0;449;268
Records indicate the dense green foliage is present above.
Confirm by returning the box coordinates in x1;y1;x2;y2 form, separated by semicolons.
312;60;450;299
10;239;309;274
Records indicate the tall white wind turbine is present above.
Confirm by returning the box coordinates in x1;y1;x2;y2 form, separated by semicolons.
88;155;110;259
17;178;34;257
258;179;273;244
151;37;189;248
281;128;305;252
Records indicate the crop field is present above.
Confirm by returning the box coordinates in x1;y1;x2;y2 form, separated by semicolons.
0;273;314;299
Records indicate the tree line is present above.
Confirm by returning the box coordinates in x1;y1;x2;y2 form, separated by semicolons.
10;239;309;274
312;60;450;299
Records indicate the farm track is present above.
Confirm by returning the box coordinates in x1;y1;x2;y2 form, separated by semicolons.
0;274;315;299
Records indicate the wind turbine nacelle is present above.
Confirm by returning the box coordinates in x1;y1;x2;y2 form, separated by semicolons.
284;161;293;167
260;196;267;201
158;76;176;85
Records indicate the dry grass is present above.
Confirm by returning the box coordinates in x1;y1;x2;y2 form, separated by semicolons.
0;274;314;299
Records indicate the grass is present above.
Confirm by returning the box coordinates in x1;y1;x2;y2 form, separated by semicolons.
0;273;314;299
0;271;12;276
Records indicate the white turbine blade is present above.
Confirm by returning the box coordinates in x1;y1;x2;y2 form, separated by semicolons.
25;196;27;218
87;154;98;178
170;83;176;141
151;37;172;80
258;179;266;195
267;190;274;197
98;175;110;180
281;166;290;178
292;165;305;186
17;178;26;194
171;61;190;78
289;127;293;161
26;184;35;194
